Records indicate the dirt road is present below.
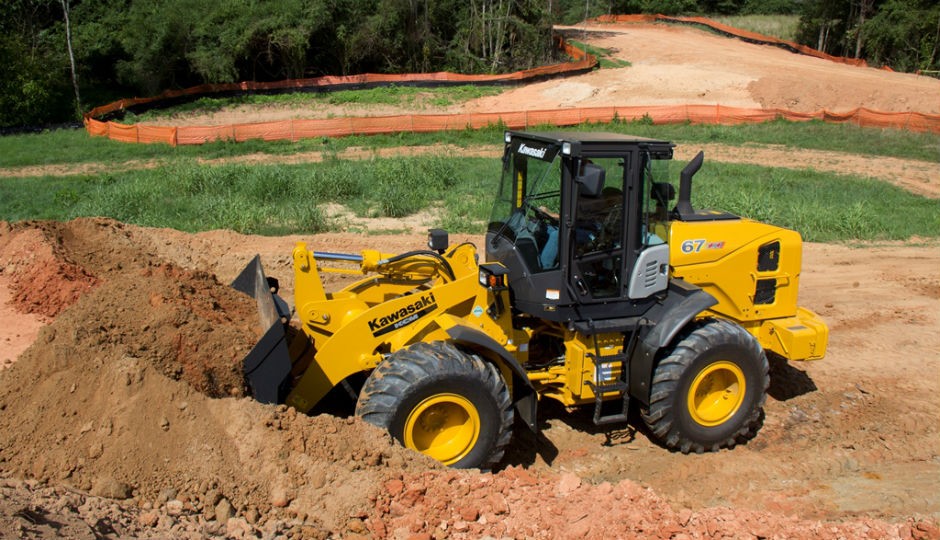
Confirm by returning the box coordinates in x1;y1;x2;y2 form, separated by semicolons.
482;24;940;114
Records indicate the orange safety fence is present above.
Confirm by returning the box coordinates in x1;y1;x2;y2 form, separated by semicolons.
84;105;940;146
590;14;869;68
83;36;595;122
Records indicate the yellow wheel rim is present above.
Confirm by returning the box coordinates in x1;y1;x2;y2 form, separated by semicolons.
687;361;746;427
403;393;480;465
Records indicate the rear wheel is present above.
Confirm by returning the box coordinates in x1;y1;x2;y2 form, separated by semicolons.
355;341;513;469
641;318;769;454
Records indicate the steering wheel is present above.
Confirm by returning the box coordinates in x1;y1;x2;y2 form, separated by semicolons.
528;202;559;225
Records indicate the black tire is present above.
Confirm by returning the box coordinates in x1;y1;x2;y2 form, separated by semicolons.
641;318;769;454
355;341;513;469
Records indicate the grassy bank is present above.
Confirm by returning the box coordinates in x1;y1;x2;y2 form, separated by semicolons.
0;156;494;236
1;155;937;242
708;15;800;42
2;118;937;171
122;85;504;123
566;40;632;68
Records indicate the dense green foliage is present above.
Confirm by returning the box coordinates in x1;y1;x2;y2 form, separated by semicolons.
0;0;555;127
0;1;76;126
796;0;940;72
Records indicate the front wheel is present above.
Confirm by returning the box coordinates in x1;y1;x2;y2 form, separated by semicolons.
641;318;769;454
355;341;513;469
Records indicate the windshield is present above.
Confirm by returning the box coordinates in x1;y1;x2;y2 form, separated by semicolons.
489;141;562;273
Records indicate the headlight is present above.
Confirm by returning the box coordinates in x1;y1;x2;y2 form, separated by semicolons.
478;263;509;291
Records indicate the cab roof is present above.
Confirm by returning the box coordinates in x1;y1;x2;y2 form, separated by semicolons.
506;130;675;158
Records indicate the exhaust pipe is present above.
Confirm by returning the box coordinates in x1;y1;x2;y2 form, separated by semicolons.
676;151;704;220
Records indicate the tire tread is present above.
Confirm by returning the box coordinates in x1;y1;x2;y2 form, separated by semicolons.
640;318;770;454
356;341;513;469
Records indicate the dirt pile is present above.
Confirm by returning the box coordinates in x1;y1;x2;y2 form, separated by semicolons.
0;219;436;538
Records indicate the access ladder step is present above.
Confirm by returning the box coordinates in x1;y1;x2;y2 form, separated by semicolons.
585;380;630;425
585;351;631;426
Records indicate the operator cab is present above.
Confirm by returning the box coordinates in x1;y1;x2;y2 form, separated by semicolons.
486;131;676;324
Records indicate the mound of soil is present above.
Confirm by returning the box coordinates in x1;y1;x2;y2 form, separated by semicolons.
0;219;436;538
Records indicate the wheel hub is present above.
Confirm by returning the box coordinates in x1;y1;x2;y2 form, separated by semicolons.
687;361;746;427
404;393;481;465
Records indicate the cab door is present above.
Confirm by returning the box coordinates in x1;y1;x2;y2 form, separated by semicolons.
565;151;669;319
567;155;629;302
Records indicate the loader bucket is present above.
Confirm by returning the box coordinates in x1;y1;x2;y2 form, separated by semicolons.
231;255;293;404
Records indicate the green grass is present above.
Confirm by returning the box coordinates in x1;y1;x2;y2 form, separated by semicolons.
0;155;487;235
568;40;632;69
2;118;936;171
1;154;937;242
707;15;800;42
123;85;504;122
659;161;940;243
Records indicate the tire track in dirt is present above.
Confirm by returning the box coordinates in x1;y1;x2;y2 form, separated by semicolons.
2;142;937;198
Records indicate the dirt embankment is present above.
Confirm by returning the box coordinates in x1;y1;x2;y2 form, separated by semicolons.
1;219;938;539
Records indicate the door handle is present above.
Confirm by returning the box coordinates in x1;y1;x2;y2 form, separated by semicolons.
575;276;588;296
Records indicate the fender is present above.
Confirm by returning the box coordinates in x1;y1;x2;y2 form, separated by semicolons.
629;279;718;406
446;325;539;433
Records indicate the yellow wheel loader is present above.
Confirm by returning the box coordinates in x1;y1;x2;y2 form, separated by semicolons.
232;131;828;469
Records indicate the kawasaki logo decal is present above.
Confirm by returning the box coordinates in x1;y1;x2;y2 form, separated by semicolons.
518;143;548;159
368;292;438;337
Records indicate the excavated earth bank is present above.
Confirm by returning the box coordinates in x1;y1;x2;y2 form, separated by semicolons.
0;219;436;539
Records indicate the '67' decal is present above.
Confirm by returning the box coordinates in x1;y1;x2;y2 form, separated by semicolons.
681;239;725;253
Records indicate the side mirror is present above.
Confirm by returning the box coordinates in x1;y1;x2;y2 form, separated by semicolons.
575;163;605;198
652;182;675;204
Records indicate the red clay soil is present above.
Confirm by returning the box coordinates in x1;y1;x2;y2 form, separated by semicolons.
0;222;97;318
1;219;938;539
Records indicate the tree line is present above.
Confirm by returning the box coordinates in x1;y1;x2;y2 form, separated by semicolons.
2;0;937;128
